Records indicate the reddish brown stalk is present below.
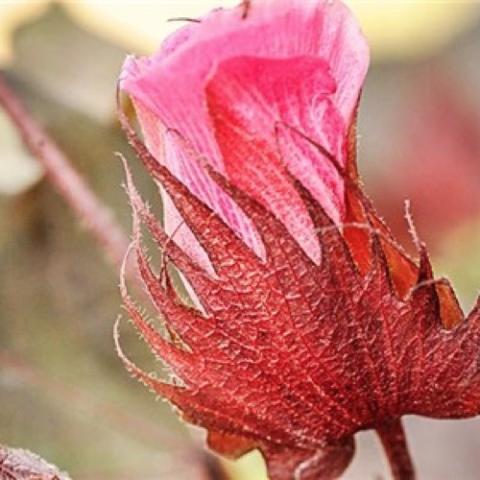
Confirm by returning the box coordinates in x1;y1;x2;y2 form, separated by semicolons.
376;419;416;480
241;0;252;19
0;74;129;271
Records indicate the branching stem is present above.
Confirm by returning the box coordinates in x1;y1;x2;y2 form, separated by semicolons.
0;74;130;270
376;418;416;480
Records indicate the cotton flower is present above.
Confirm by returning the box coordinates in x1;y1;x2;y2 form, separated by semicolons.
117;2;479;479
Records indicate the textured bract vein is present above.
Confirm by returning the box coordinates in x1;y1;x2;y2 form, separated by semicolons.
116;1;480;479
118;115;480;480
0;446;71;480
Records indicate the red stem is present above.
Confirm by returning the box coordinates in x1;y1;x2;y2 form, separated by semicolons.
376;418;416;480
0;74;130;270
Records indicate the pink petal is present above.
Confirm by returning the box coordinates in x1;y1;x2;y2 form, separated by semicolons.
206;55;346;262
120;0;369;262
122;0;368;164
162;129;264;269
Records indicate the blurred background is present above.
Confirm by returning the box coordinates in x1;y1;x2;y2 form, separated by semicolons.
1;1;480;479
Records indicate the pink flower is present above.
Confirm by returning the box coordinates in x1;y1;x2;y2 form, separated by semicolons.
120;0;369;270
117;3;478;479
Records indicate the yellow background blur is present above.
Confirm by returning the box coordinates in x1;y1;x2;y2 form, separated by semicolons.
1;0;479;65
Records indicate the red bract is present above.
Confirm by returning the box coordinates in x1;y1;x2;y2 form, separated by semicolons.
117;1;480;479
0;446;70;480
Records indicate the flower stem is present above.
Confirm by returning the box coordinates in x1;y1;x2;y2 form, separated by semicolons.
0;74;130;270
376;418;416;480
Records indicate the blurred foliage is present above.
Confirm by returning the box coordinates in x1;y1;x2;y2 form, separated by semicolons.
359;18;480;312
10;4;126;124
0;113;43;196
0;5;207;480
